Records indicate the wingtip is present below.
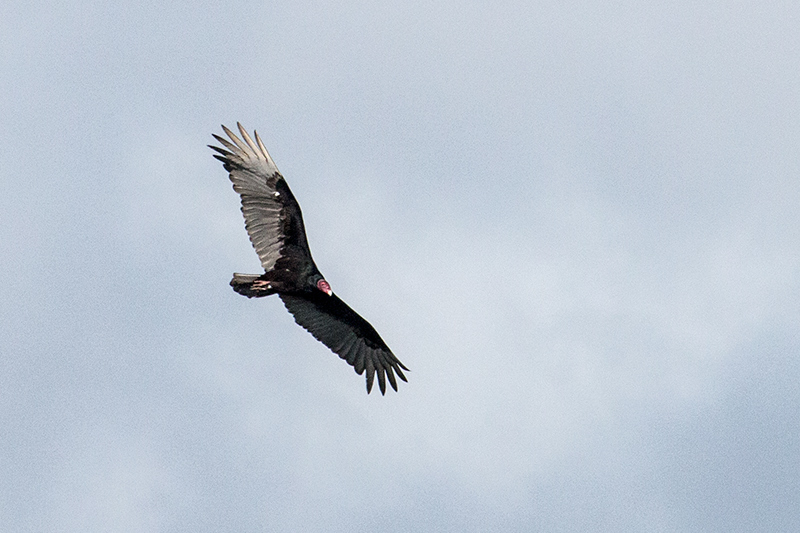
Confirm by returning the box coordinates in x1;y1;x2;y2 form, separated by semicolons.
236;122;247;138
386;367;398;392
396;366;408;383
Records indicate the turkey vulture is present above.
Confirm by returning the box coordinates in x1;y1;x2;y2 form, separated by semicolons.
209;123;408;394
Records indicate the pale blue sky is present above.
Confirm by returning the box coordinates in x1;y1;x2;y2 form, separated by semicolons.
2;1;799;531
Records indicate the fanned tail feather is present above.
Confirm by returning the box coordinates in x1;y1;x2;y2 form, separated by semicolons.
230;273;276;298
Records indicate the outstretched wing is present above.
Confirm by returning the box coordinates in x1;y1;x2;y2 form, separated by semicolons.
280;292;408;394
209;123;312;271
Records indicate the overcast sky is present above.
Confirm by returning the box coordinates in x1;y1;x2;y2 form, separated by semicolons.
2;1;799;531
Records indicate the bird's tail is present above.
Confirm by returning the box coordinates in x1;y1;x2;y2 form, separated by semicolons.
230;273;276;298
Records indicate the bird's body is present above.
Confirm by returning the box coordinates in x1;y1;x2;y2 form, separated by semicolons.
209;123;407;394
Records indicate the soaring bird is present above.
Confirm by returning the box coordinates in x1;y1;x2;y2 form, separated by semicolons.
209;123;407;394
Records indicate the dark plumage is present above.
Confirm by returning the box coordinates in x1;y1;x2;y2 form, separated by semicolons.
209;123;407;394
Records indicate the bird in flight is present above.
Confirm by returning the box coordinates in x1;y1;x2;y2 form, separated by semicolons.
209;123;408;394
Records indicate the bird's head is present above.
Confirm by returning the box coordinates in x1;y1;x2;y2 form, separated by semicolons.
316;278;332;296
